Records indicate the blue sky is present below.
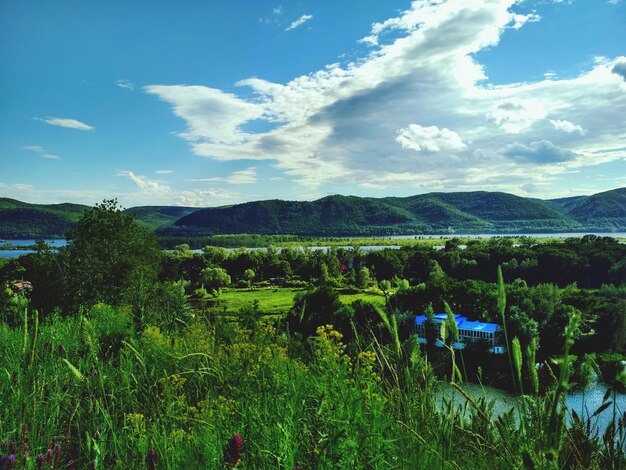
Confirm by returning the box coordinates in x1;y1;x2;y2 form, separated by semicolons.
1;0;625;207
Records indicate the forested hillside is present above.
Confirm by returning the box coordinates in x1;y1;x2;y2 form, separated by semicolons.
2;187;626;239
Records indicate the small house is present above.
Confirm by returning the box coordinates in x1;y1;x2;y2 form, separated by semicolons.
413;313;506;354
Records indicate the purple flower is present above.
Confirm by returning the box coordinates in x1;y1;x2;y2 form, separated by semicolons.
224;433;244;466
146;448;158;470
53;443;62;469
0;454;17;469
6;442;16;456
36;453;46;470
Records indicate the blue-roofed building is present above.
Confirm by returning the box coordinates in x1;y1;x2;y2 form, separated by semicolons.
413;313;506;354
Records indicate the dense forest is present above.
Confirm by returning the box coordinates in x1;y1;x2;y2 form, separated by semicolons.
3;187;626;239
1;200;626;468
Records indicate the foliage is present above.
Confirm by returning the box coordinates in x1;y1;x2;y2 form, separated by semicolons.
64;199;161;314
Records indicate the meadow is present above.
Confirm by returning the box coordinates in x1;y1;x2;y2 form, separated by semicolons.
200;287;386;316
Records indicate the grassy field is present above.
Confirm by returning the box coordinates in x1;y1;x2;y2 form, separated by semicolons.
2;300;621;468
199;286;388;316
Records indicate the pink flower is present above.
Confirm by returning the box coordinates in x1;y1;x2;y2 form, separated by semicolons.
224;433;244;466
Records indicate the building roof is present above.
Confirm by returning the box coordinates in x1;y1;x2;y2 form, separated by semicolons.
414;313;498;333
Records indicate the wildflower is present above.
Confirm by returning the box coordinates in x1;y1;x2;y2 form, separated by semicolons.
6;441;17;455
146;448;158;470
53;443;62;469
0;454;16;469
36;453;45;469
21;424;29;459
223;433;244;466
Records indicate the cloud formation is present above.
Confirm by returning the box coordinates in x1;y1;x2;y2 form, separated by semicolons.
549;119;586;135
23;145;61;159
396;124;465;152
39;117;94;131
189;167;257;184
117;170;230;206
116;79;135;90
146;0;626;198
501;140;578;164
286;14;313;31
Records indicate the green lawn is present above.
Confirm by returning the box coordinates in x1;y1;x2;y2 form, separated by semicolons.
202;287;305;315
199;286;387;316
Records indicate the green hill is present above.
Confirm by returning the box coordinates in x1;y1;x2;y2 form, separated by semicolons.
2;187;626;239
166;195;428;236
550;187;626;230
164;189;614;236
0;198;88;239
123;206;200;230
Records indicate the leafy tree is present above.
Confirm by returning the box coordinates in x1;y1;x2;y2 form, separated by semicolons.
288;285;345;339
243;268;255;286
356;267;370;289
379;279;392;300
508;306;539;348
64;199;161;317
200;266;231;295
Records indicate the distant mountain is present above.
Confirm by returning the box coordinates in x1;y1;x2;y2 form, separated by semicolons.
164;188;625;237
2;188;626;239
0;200;198;238
550;187;626;230
0;198;87;239
165;195;428;236
124;206;200;230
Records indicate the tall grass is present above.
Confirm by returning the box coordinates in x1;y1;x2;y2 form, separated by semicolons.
1;300;624;468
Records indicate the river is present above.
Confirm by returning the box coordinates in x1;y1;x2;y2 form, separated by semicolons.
2;232;625;259
437;377;626;438
0;239;67;259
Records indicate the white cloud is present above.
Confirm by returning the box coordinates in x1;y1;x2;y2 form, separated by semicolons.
510;13;540;29
117;170;231;206
39;117;94;131
189;167;257;184
155;170;174;174
488;98;548;133
146;1;626;198
23;145;61;159
23;145;44;152
396;124;466;152
549;119;586;135
286;14;313;31
116;79;135;90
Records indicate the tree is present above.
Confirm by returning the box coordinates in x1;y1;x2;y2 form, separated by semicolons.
243;268;255;287
288;285;345;339
64;199;161;316
356;267;370;289
379;279;392;301
200;266;231;295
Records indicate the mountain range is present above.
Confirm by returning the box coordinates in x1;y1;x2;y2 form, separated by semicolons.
1;187;626;239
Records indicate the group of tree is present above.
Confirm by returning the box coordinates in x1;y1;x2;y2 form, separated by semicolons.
2;201;626;364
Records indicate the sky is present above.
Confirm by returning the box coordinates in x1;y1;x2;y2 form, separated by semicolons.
1;0;626;208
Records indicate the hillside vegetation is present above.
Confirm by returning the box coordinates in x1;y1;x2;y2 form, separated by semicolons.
2;187;626;239
165;188;626;236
